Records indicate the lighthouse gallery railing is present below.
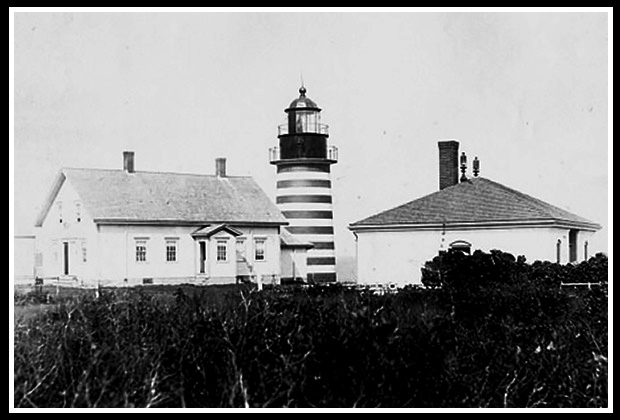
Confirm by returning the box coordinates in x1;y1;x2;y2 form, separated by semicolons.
278;123;329;136
269;145;338;163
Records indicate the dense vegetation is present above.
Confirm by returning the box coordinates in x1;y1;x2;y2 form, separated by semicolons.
14;251;607;408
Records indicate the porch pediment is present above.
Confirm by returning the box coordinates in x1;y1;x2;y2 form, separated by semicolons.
191;224;243;238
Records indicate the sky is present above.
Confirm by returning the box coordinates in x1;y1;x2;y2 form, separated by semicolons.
12;10;610;259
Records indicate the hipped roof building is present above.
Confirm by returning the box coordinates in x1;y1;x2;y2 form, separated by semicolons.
349;140;600;286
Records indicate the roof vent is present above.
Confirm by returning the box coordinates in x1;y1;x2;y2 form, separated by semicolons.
460;152;468;182
123;151;135;173
216;157;227;177
473;156;480;177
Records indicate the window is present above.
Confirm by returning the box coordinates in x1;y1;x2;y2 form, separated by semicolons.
166;239;178;262
136;240;147;262
35;252;43;267
75;202;82;223
217;240;228;262
254;238;266;261
236;238;246;262
584;241;589;260
556;239;562;263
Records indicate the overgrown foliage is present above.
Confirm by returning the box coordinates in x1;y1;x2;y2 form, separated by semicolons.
14;252;607;408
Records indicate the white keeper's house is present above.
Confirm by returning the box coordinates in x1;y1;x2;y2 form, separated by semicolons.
34;153;313;287
349;140;601;286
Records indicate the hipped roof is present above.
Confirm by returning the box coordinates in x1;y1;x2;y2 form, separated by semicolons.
349;177;600;231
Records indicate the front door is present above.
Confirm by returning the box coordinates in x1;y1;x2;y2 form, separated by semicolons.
199;241;206;274
63;241;70;275
569;229;578;262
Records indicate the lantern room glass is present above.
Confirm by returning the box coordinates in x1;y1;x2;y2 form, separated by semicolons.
290;109;320;134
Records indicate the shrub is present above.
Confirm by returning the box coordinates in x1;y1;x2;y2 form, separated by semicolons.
14;253;607;408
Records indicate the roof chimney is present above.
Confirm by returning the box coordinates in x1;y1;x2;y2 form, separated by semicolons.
438;140;459;190
123;151;135;173
215;157;227;177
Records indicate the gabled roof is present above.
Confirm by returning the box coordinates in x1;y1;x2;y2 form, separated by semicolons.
191;224;243;238
35;168;288;227
349;177;600;231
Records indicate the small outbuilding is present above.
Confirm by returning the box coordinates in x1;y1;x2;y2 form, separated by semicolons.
279;229;314;284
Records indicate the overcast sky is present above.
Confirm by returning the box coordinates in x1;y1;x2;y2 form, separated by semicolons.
12;11;609;258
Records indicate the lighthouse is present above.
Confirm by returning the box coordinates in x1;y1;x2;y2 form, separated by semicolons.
270;86;338;283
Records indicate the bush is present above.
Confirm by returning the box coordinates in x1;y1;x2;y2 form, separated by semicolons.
420;250;607;407
14;253;607;408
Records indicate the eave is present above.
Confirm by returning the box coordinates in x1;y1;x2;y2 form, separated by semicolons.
93;218;289;227
348;218;601;233
34;171;66;228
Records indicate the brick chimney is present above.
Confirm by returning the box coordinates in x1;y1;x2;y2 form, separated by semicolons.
123;151;135;173
438;140;459;190
215;157;227;177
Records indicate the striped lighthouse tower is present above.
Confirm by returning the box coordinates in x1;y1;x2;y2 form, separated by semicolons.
270;86;338;283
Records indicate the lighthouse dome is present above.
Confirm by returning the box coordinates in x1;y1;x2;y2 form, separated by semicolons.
287;86;321;111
